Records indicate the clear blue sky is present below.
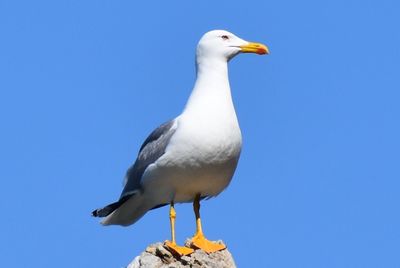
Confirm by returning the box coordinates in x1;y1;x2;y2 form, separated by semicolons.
1;0;399;267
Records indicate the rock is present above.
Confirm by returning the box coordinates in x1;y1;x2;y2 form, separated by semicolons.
127;240;236;268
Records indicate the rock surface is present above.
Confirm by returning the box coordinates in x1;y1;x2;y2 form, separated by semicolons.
127;240;236;268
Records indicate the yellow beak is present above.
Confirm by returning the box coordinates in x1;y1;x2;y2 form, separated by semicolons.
240;42;269;55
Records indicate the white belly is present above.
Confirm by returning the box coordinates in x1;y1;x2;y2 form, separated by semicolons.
142;113;242;204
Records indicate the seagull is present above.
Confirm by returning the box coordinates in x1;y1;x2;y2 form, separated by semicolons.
92;30;269;255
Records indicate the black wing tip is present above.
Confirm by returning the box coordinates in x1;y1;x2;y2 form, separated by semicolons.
91;207;111;218
92;194;136;218
91;197;130;218
92;209;99;217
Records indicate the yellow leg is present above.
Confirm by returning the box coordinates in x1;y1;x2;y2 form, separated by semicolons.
190;195;226;253
164;202;194;256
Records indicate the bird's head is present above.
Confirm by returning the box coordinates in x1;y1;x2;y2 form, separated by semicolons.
196;30;269;62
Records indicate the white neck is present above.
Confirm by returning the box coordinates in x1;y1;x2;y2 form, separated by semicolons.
183;57;235;118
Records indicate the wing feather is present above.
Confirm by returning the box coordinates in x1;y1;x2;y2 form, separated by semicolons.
120;119;177;198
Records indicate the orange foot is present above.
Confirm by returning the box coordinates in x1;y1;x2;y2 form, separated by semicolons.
164;240;194;256
190;233;226;253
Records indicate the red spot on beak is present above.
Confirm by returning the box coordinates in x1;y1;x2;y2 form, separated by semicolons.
257;48;267;55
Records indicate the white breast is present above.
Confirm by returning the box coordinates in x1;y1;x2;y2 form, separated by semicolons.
147;85;242;202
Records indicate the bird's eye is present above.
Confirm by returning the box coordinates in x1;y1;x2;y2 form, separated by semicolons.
221;35;229;40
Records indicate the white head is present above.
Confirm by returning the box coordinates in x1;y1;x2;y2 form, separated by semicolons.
196;30;269;63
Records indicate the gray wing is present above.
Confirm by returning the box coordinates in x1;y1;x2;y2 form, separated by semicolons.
120;119;177;199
